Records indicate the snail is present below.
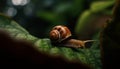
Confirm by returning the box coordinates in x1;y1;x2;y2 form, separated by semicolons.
50;25;95;48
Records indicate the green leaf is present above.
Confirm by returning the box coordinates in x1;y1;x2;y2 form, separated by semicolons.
0;14;101;69
0;14;37;42
90;1;115;13
75;1;114;38
75;10;99;35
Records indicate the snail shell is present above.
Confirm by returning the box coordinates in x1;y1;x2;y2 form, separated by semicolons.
50;25;71;42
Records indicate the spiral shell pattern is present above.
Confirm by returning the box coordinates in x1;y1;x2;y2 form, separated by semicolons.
50;25;71;42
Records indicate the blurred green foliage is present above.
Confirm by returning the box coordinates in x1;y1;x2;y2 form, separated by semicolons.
75;0;114;39
0;0;114;40
0;0;112;39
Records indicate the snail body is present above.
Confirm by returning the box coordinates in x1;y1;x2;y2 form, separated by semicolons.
50;25;95;48
63;39;95;48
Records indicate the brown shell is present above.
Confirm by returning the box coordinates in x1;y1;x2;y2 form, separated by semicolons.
50;30;60;41
50;25;72;42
